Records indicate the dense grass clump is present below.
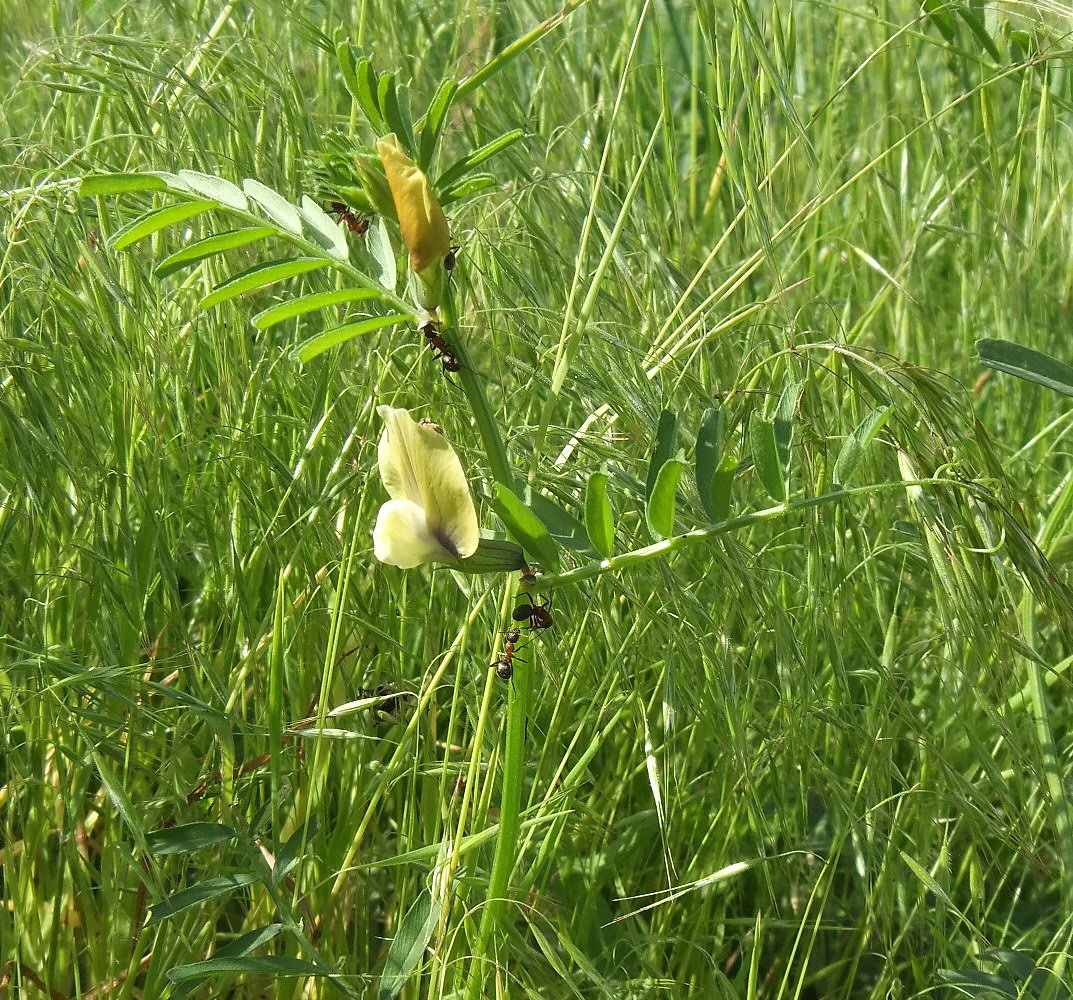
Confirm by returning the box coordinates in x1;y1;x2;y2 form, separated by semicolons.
3;1;1073;997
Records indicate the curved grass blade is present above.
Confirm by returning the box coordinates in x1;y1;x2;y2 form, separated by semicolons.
978;339;1073;399
417;78;459;168
646;453;685;540
272;816;320;883
146;822;237;855
109;201;215;251
378;890;437;999
584;468;615;558
81;172;167;196
200;258;331;310
154;227;276;278
243;179;302;234
148;873;257;924
695;407;724;523
177;170;248;210
253;288;384;330
294;313;410;363
166;956;328;983
170;925;284;1000
435;129;524;190
491;484;561;570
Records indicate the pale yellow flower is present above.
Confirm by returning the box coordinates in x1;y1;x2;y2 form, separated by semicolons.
372;406;479;568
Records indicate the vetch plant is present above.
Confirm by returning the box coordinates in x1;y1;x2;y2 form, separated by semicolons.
71;13;1063;999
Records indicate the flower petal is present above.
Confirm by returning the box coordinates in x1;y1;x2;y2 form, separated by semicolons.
376;406;479;559
376;135;451;274
373;499;455;568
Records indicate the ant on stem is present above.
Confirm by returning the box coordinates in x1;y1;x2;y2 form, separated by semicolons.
493;627;524;681
512;593;553;632
328;202;370;234
419;318;461;375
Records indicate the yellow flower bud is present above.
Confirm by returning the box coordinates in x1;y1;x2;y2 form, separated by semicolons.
376;135;451;284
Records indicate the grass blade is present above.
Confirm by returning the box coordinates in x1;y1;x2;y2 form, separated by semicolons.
252;288;383;330
148;874;257;924
154;227;276;278
646;453;685;540
584;468;615;558
378;890;437;999
109;200;215;250
294;314;410;362
146;823;237;856
199;258;331;310
978;339;1073;399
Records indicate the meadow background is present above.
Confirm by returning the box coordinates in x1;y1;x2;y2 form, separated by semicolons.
3;0;1073;997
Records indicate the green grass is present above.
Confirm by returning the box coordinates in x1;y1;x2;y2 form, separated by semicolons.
3;0;1073;997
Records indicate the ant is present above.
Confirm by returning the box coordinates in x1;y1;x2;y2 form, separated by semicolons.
493;627;523;681
419;319;461;375
444;244;460;272
512;593;553;632
356;683;411;721
329;202;370;235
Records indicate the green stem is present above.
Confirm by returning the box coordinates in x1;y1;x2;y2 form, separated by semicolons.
438;292;516;492
1021;595;1073;912
533;479;979;591
453;0;590;106
464;585;529;1000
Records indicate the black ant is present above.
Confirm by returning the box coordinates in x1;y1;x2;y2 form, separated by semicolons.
356;683;412;721
444;244;460;272
512;593;553;632
419;319;461;375
329;202;370;234
493;627;523;681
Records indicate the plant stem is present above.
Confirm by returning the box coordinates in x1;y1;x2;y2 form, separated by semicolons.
453;0;590;106
532;479;978;591
1021;594;1073;913
463;583;529;1000
438;292;516;492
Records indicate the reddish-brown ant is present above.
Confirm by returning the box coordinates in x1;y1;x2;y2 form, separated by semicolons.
512;593;553;632
419;319;461;375
329;202;370;234
493;627;523;681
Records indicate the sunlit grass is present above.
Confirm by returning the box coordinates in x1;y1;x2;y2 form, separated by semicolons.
3;1;1073;997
